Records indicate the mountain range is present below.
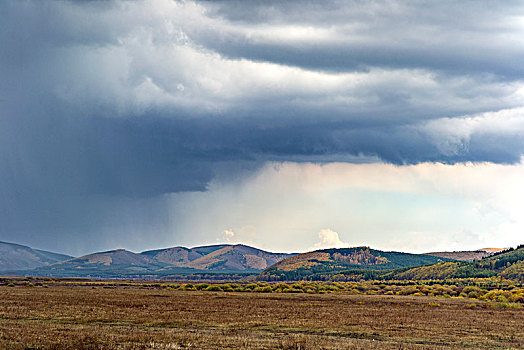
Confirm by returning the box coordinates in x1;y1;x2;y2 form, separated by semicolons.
424;248;505;262
0;241;73;272
1;240;521;281
0;242;294;278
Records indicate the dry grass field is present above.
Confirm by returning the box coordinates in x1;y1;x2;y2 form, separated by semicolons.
0;285;523;349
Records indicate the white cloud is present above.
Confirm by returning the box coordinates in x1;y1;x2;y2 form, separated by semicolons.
222;229;235;242
314;229;349;249
216;226;257;245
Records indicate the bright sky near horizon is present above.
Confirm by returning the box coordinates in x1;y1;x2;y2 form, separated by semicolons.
1;0;524;256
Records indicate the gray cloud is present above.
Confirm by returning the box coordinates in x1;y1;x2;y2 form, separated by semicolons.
204;0;524;78
1;0;524;254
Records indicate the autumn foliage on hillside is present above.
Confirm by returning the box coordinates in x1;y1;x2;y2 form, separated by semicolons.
260;245;524;282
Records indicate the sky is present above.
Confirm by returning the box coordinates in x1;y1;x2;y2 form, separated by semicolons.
1;0;524;256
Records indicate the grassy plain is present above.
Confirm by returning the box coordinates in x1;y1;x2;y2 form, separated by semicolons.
0;283;523;349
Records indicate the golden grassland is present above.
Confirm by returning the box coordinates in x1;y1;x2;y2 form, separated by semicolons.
0;280;523;349
4;276;523;303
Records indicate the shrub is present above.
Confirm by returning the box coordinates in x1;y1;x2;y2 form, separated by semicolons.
221;285;234;292
467;291;479;299
320;285;339;292
462;286;481;294
509;293;524;303
205;285;223;292
272;283;290;291
399;287;418;295
495;295;508;303
195;283;210;290
180;284;195;291
245;283;258;291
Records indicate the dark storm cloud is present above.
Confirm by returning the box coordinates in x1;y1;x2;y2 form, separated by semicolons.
1;112;518;204
1;0;524;253
203;0;524;78
200;42;524;80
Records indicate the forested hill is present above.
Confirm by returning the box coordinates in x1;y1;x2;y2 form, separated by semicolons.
258;245;524;282
258;247;450;281
393;245;524;281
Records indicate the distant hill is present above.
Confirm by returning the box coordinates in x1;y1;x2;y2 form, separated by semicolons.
474;246;524;268
424;248;506;262
391;261;497;280
259;245;524;282
63;248;157;268
32;249;167;278
258;247;450;281
142;244;292;271
12;244;295;278
0;241;73;272
479;248;508;254
391;245;524;281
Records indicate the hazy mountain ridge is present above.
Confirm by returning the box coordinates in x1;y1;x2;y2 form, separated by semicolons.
34;249;167;278
0;241;73;272
424;248;506;262
141;246;200;266
5;244;295;278
60;249;158;267
141;244;293;271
